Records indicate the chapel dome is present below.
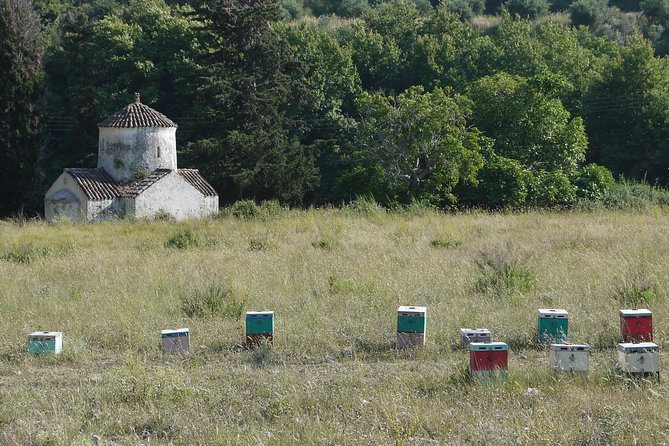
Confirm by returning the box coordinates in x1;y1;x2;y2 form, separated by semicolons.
98;93;176;128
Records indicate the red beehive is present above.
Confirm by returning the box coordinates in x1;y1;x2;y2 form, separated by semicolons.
469;342;508;379
620;309;652;342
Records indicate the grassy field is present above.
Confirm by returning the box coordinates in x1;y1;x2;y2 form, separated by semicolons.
1;207;669;445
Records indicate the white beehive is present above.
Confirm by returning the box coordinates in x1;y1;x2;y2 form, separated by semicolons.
617;342;659;375
549;344;590;373
161;328;190;353
460;328;491;349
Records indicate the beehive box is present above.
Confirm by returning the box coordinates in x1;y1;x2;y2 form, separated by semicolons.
28;332;63;355
460;328;491;349
620;309;653;343
549;343;590;373
538;309;568;343
469;342;508;380
161;328;190;353
246;311;274;346
617;342;660;376
397;306;426;334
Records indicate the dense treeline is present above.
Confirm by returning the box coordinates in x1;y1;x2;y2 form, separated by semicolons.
1;0;668;215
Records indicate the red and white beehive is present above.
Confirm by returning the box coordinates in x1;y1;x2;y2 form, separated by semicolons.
620;309;653;343
469;342;508;380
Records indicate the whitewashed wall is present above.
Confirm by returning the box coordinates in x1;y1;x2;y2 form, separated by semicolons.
98;127;177;182
130;172;216;220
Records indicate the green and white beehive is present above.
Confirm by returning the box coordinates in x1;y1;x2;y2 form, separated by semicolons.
538;309;568;343
28;331;63;355
397;306;426;348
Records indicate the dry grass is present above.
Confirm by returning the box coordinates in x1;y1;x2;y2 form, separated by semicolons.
1;208;669;444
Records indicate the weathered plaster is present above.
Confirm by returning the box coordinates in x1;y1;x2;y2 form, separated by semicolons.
131;172;218;220
44;173;86;220
98;127;177;182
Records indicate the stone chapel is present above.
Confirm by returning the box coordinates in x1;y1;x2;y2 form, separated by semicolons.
44;94;218;221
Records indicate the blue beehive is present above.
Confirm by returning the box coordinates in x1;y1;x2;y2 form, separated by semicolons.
28;331;63;355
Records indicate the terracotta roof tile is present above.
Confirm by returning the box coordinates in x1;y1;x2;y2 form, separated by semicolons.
64;168;122;200
62;167;217;201
121;169;172;197
98;94;176;128
177;169;218;197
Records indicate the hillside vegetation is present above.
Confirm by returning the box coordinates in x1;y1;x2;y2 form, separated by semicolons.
2;0;669;216
1;208;669;444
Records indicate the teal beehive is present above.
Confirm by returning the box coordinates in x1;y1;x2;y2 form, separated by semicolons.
246;311;274;335
397;306;427;333
28;331;63;355
538;309;568;343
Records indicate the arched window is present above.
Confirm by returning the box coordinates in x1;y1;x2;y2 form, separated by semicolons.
157;146;161;158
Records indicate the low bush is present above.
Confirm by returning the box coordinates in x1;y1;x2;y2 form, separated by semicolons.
474;243;535;298
230;200;262;219
612;270;659;307
181;284;245;319
164;229;199;249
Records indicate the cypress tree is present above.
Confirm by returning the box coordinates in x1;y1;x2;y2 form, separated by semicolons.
0;0;45;217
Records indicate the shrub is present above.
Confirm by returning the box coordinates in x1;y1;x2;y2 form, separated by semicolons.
345;195;386;215
526;170;577;206
430;238;462;248
280;0;307;20
259;199;285;218
181;285;245;319
312;239;337;250
443;0;476;20
641;0;669;22
337;0;369;17
153;209;175;221
475;156;528;208
1;241;55;264
588;179;669;210
504;0;550;18
231;200;262;219
474;243;535;299
165;229;199;249
572;163;615;200
612;271;659;307
570;0;608;25
248;236;274;251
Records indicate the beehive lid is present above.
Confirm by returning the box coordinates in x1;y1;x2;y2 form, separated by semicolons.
246;311;274;317
617;342;659;352
538;309;568;318
470;342;508;351
29;331;61;339
460;328;490;335
620;309;652;317
549;343;590;352
161;328;189;337
398;306;427;315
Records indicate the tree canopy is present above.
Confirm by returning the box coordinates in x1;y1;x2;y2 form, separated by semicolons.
2;0;669;215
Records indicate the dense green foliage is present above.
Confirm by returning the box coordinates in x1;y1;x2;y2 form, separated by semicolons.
0;0;45;216
1;0;669;215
